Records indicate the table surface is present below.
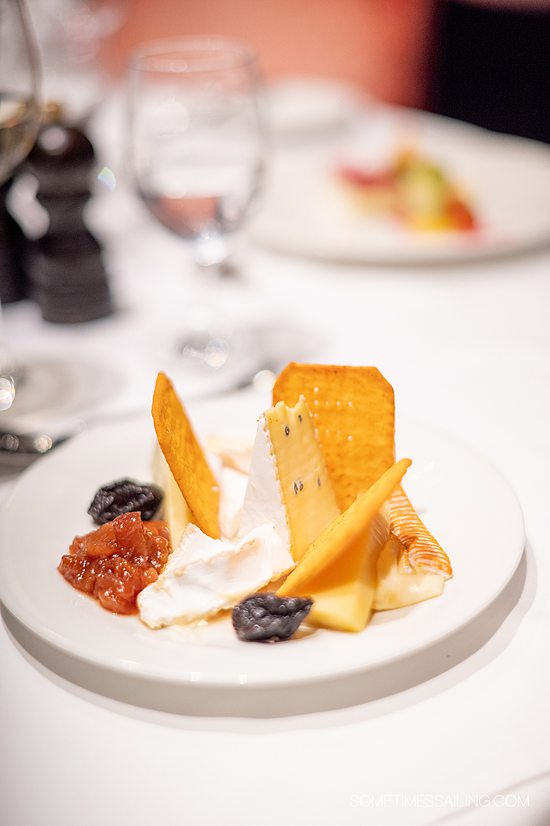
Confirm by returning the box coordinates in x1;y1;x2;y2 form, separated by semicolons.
1;96;550;826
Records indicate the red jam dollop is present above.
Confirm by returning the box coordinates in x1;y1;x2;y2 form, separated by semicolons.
58;512;171;614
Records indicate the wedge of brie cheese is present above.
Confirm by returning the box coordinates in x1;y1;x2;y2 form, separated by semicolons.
138;523;294;629
218;466;248;540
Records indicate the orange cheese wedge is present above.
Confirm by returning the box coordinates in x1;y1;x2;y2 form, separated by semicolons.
278;458;411;632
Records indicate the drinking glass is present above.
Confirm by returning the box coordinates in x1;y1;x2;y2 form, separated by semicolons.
128;37;268;383
0;0;40;179
0;0;41;410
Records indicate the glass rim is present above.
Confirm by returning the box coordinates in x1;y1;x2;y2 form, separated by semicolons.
128;36;259;75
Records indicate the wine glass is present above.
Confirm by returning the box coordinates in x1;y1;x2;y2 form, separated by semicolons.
0;0;41;410
127;37;269;387
0;0;40;180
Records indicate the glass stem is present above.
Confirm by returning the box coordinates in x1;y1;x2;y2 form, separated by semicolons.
175;256;234;368
187;259;225;335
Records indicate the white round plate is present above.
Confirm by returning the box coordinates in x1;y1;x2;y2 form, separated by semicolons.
253;106;550;264
0;393;524;687
266;76;363;138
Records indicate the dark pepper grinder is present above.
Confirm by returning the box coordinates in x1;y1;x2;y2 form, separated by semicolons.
27;106;113;323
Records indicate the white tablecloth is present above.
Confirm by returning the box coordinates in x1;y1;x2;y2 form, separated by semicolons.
1;100;550;826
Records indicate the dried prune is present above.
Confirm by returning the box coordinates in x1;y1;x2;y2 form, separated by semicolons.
232;592;313;643
88;479;163;525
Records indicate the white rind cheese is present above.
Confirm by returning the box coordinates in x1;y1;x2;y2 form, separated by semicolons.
138;523;294;629
218;466;248;540
239;414;291;549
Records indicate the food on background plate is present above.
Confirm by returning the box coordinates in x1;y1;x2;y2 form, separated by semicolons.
58;364;452;643
338;147;477;233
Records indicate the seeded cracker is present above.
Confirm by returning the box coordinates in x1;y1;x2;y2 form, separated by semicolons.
151;372;220;539
273;363;395;510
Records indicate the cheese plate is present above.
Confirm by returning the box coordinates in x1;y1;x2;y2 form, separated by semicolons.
0;391;524;687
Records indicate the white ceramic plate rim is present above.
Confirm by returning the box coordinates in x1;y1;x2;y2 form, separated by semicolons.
0;402;525;687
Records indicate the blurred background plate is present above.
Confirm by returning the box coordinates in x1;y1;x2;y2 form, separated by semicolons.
252;106;550;264
265;76;364;139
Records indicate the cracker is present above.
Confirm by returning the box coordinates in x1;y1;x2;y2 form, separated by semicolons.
151;372;220;538
273;363;395;509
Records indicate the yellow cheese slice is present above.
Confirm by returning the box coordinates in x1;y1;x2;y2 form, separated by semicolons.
374;533;444;610
152;446;191;549
278;458;411;631
265;396;340;561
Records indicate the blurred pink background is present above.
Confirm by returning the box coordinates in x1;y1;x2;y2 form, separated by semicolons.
101;0;436;107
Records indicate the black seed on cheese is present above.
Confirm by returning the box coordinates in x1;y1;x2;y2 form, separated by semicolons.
317;476;321;487
284;425;290;436
298;414;303;423
293;480;304;494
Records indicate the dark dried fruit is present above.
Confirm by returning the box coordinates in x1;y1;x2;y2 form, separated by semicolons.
88;479;163;525
232;592;313;643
